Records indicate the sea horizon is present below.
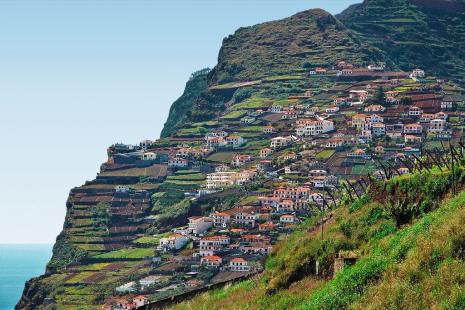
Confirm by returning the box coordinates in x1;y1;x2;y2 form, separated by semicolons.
0;244;53;310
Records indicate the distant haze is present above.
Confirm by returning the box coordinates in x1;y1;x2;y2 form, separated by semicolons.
0;0;359;243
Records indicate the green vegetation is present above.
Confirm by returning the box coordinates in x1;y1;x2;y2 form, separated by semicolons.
339;0;465;84
93;248;154;260
161;68;210;137
171;166;465;309
316;150;335;160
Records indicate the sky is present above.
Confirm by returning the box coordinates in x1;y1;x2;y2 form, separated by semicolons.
0;0;359;244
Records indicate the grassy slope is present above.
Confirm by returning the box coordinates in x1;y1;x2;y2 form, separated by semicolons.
209;8;383;84
338;0;465;84
169;168;465;309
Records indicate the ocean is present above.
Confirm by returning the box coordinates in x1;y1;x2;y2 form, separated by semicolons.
0;244;52;310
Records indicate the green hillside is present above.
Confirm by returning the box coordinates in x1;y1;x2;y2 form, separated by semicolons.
171;164;465;309
209;8;384;84
161;68;210;137
338;0;465;84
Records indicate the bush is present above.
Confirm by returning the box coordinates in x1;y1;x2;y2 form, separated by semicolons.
233;87;254;103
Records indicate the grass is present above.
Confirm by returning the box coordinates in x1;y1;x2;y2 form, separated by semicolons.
132;233;170;246
210;80;261;90
169;166;465;309
230;96;270;111
222;110;248;120
263;75;304;82
93;248;154;260
315;150;335;160
167;173;206;181
207;152;236;163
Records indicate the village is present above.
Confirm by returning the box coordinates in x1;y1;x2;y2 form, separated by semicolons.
101;62;465;309
41;61;465;310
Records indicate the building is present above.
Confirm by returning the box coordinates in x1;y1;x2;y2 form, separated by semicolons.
326;106;340;113
409;106;423;117
140;140;153;151
352;114;367;130
348;149;372;159
372;123;386;136
168;157;189;168
188;217;213;235
259;147;273;159
199;235;230;256
280;214;298;224
234;170;257;185
259;221;277;232
229;258;250;272
296;120;334;136
201;255;222;268
410;68;425;79
158;234;189;252
209;211;231;228
133;296;149;308
271;136;291;149
428;119;447;133
276;200;295;213
364;105;386;113
441;95;462;110
405;135;423;144
206;136;225;149
263;125;275;134
270;105;283;113
403;123;423;134
232;210;258;228
142;152;156;161
231;154;252;167
225;136;245;149
206;171;236;189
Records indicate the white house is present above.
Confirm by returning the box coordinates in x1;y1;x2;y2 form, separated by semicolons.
206;171;236;189
410;68;425;79
229;258;250;272
158;234;189;252
188;217;213;235
201;255;222;268
270;105;283;113
142;152;157;161
270;136;291;149
168;157;188;168
296;120;334;137
280;214;298;224
209;211;231;228
428;119;447;133
199;235;230;256
140;140;153;151
225;136;245;149
403;123;423;134
409;106;423;117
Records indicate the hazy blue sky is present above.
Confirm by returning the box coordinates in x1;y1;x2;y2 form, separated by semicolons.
0;0;359;244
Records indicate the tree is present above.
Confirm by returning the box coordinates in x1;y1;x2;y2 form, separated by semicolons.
374;87;386;104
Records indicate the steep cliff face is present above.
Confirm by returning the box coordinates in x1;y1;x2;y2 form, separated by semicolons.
338;0;465;83
209;8;384;84
160;68;210;138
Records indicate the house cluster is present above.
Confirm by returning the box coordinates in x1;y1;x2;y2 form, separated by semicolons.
101;62;464;308
205;130;246;150
102;295;149;310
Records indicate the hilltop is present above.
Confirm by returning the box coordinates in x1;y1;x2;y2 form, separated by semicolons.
208;8;384;84
338;0;465;83
17;3;465;310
